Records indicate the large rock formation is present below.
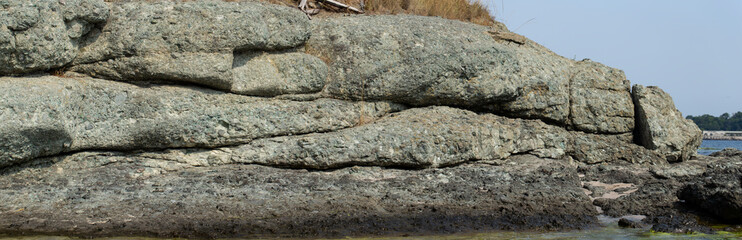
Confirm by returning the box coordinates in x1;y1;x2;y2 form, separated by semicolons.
0;0;725;238
633;85;703;162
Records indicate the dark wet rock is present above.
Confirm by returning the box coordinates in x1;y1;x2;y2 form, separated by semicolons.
0;154;596;238
679;159;742;223
618;218;644;228
648;214;713;234
710;148;742;158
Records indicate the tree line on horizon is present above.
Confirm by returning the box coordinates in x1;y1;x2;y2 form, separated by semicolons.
686;112;742;131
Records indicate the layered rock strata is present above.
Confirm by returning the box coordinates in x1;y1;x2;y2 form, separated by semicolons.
0;0;724;238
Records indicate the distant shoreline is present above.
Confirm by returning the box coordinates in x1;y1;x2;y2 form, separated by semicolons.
703;131;742;141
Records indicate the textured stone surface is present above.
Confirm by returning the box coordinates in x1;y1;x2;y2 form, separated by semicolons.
632;85;702;162
232;51;327;96
569;60;634;133
307;15;637;134
0;154;596;238
69;1;314;94
569;133;663;164
307;15;569;123
0;75;400;167
0;0;109;75
144;107;570;169
679;155;742;222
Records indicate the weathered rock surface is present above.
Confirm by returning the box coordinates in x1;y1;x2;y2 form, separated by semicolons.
632;85;702;162
68;1;322;95
0;75;400;167
569;60;634;134
307;16;635;134
0;154;596;238
145;106;570;169
0;0;109;75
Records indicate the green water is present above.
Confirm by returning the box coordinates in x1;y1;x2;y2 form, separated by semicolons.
2;226;741;240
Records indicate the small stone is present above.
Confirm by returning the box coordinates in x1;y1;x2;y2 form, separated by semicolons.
618;218;643;228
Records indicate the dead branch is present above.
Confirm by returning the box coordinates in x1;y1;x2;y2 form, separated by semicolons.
318;0;364;14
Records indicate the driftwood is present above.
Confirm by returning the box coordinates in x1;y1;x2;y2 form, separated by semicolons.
298;0;364;18
487;30;527;45
319;0;364;13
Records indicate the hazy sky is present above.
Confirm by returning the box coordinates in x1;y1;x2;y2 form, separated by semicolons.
491;0;742;116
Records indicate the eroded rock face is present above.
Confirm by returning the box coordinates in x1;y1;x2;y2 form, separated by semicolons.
307;15;636;134
569;60;634;134
307;15;566;122
0;0;109;75
632;85;702;162
68;1;323;96
0;75;401;167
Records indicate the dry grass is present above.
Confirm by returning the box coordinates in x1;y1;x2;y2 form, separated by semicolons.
364;0;493;25
103;0;495;26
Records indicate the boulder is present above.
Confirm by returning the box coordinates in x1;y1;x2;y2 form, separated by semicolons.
0;75;401;167
632;85;702;162
0;0;109;75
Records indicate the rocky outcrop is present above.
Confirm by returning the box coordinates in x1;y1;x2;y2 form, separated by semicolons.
0;0;723;238
632;85;702;162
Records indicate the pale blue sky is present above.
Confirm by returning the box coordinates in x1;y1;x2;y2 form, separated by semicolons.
490;0;742;116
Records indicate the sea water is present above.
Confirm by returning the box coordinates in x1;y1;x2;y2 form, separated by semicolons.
698;139;742;155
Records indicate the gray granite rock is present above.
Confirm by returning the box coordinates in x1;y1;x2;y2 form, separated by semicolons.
569;60;634;134
231;51;327;96
126;107;656;169
632;85;702;162
149;106;570;169
307;15;566;121
69;1;315;94
0;0;109;75
307;15;635;134
0;75;401;167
